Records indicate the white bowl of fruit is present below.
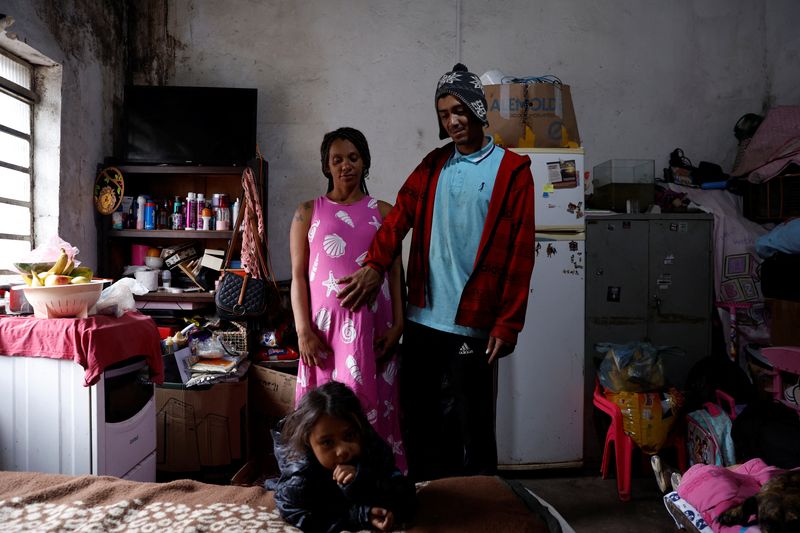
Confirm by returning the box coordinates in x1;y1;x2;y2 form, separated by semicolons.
16;249;100;319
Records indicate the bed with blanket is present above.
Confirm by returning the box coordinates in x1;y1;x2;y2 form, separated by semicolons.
0;470;567;532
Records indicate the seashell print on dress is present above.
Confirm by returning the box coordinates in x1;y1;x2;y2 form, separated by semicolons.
386;434;404;456
383;399;395;418
297;365;308;388
382;359;397;385
309;253;319;281
346;354;363;384
335;210;355;228
322;271;341;297
322;233;346;258
341;318;357;344
355;251;368;266
308;219;320;242
368;198;378;210
314;307;331;333
366;408;378;424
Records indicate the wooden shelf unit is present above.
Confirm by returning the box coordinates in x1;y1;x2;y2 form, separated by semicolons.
96;160;268;303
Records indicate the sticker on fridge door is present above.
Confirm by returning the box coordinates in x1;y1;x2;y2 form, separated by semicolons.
563;252;583;276
657;273;672;290
548;159;578;189
567;201;584;219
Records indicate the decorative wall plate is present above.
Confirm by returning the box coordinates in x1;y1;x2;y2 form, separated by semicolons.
93;166;125;215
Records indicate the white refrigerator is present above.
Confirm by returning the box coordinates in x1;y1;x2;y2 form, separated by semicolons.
496;148;585;469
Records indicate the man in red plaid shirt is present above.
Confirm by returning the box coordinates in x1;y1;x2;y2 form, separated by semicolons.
338;64;535;481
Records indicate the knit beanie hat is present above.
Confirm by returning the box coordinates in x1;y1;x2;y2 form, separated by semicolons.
435;63;489;140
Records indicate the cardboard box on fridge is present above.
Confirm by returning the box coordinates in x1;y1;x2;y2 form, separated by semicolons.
484;83;581;149
248;364;297;458
156;379;247;472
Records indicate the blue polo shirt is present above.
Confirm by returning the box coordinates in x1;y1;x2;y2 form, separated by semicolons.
407;137;503;338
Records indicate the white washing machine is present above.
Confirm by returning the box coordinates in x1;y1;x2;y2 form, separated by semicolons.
0;355;157;480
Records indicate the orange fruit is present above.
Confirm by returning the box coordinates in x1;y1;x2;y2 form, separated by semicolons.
146;247;161;257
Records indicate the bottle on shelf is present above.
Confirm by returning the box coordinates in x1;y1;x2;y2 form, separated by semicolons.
196;193;206;231
136;195;146;230
126;202;135;229
216;194;230;230
186;192;197;230
144;201;156;230
172;196;184;230
231;198;240;229
156;198;169;229
211;193;220;230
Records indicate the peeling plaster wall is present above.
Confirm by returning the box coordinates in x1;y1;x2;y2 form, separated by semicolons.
1;0;126;269
4;1;800;280
127;0;800;280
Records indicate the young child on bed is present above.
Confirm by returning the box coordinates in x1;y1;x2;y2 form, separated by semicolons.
268;380;416;532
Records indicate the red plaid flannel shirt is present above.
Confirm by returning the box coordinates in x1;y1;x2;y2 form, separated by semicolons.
364;143;536;345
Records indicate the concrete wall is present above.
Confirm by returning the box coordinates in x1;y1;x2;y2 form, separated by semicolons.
135;0;799;279
1;0;126;270
2;0;799;280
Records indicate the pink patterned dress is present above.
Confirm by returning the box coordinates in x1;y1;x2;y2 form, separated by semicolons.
296;195;406;472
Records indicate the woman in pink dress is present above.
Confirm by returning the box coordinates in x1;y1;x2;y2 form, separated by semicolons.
289;127;406;472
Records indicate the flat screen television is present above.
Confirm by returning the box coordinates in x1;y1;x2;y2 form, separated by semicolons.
122;85;257;166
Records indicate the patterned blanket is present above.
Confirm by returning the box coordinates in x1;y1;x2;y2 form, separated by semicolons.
0;471;560;532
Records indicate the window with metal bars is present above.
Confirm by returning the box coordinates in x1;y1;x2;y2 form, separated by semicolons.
0;49;35;275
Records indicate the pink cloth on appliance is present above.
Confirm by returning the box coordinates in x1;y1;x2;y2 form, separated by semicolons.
0;311;164;386
677;458;786;532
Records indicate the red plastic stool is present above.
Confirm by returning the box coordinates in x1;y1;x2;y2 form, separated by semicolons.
593;378;688;501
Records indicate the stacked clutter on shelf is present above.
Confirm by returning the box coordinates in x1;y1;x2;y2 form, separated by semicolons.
162;241;217;291
163;319;251;388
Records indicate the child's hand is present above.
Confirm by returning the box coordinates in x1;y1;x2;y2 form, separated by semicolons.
333;464;357;485
369;507;394;531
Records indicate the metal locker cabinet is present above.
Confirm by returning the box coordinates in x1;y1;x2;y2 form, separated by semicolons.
585;217;650;352
646;216;714;387
585;213;713;389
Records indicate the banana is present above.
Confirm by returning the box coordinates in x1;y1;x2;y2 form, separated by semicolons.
61;258;74;276
21;274;33;286
30;270;43;286
47;249;68;276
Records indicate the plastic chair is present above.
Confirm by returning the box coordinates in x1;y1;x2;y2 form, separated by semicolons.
593;378;688;501
760;346;800;412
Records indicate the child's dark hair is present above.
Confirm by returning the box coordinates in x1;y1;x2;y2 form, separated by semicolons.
320;127;371;195
281;381;372;456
